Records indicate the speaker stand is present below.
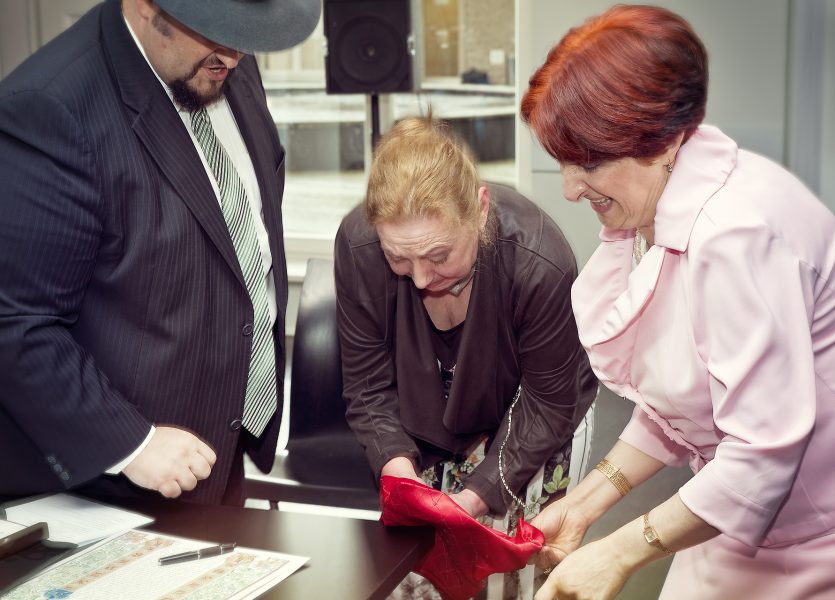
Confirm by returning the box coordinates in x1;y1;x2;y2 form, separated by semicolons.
364;94;391;176
369;93;381;150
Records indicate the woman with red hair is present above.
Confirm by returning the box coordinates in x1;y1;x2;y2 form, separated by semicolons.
522;4;835;600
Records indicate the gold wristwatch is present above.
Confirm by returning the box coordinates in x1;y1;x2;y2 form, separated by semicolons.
642;513;673;555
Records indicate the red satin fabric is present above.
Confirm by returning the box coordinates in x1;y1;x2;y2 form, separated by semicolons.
380;475;544;600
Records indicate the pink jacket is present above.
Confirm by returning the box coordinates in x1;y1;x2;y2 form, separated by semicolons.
572;125;835;548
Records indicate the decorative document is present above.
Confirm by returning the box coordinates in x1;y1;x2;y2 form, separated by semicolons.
4;530;308;600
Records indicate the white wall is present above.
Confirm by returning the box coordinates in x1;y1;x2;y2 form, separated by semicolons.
0;0;37;78
517;0;804;267
822;0;835;207
0;0;100;78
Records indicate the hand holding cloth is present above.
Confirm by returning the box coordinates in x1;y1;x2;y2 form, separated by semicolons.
380;475;544;600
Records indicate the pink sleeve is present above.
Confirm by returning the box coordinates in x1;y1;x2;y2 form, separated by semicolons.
677;220;816;547
620;405;691;467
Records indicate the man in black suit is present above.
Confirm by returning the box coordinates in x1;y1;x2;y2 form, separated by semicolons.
0;0;320;505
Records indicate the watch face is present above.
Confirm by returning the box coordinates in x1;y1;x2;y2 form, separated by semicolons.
644;528;659;544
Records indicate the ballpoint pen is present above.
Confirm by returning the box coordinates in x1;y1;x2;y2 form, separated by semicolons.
158;542;236;566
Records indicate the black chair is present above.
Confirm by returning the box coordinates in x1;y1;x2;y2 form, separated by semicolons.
245;258;380;511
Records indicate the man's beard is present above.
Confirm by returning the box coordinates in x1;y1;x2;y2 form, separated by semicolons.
170;67;230;112
151;11;230;112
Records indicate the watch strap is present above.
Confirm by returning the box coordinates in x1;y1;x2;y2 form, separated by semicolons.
642;512;673;555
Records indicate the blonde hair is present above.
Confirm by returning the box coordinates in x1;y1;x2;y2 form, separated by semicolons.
366;115;489;243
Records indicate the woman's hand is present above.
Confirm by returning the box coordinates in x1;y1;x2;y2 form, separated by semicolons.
530;497;590;569
533;493;722;600
380;456;423;483
534;536;631;600
450;488;490;518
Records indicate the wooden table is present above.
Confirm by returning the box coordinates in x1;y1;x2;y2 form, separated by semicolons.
0;496;433;599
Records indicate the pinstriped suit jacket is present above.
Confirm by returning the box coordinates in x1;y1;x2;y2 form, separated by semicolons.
0;0;287;503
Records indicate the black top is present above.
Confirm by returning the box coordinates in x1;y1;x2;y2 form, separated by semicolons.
430;315;464;398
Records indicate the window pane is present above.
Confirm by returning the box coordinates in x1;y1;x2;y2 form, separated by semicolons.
265;89;367;240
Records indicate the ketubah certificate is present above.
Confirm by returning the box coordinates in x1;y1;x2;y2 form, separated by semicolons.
3;529;308;599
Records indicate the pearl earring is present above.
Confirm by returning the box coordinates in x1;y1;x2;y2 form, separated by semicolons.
664;161;674;174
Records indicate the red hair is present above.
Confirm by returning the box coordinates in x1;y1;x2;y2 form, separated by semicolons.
520;4;707;165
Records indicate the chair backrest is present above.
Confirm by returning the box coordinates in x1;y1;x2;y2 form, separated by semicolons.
284;259;376;493
288;258;344;437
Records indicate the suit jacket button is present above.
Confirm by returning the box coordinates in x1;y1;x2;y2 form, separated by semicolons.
52;463;62;473
229;418;243;431
46;455;57;465
60;472;70;481
242;323;253;336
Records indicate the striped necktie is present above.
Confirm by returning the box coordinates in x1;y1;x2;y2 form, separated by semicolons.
190;107;276;437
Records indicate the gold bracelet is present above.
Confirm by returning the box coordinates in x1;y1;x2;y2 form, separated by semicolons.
642;512;674;555
594;458;632;497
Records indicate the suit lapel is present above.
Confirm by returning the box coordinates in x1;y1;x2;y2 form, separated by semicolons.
100;0;244;287
131;110;245;287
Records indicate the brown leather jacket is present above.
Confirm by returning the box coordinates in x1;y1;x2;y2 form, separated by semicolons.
335;183;597;514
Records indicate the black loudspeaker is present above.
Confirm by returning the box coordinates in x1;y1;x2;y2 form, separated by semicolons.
323;0;414;94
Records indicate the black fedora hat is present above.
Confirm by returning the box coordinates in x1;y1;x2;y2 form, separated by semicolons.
154;0;322;54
